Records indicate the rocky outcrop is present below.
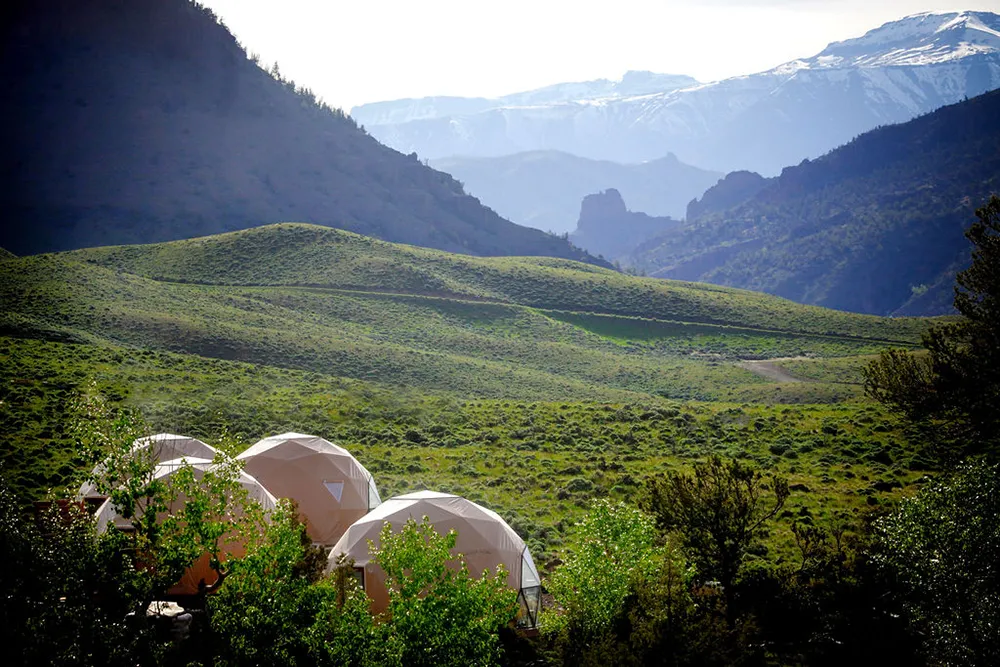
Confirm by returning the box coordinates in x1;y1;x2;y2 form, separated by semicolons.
686;171;769;222
570;189;679;261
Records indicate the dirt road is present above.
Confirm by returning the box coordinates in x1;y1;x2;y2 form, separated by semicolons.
737;356;813;383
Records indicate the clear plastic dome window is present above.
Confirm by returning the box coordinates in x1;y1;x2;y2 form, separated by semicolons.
517;585;541;629
521;548;541;588
367;475;382;510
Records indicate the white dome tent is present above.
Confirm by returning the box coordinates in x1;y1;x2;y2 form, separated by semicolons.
78;433;218;501
236;433;381;546
326;490;542;628
94;456;277;595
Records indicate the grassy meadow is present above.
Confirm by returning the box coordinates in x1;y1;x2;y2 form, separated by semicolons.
0;224;936;565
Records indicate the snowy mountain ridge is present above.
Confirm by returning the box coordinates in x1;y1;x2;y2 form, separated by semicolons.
809;10;1000;68
352;11;1000;174
353;71;698;126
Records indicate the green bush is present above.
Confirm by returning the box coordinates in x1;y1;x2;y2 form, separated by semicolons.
372;517;519;667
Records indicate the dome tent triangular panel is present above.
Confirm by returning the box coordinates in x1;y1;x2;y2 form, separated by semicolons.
94;456;277;596
236;433;380;546
326;490;542;627
78;433;218;500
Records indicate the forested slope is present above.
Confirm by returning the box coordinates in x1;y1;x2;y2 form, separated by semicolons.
632;90;1000;315
0;0;595;264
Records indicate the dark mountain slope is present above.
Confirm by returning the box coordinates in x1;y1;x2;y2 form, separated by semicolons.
630;89;1000;316
0;0;596;263
686;171;769;222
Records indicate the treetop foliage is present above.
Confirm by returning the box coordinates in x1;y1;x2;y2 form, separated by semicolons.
864;195;1000;457
372;517;518;667
873;459;1000;666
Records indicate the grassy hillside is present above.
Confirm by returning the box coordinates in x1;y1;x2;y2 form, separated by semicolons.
0;226;941;556
0;253;884;404
0;224;934;411
0;334;926;564
69;224;929;342
0;0;595;264
632;90;1000;315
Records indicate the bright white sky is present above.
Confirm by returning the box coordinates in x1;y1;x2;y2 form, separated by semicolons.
200;0;1000;111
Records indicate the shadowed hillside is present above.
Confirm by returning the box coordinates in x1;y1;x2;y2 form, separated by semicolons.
631;90;1000;315
0;0;597;264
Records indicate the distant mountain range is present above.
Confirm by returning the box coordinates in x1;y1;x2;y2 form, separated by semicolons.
355;70;699;125
0;0;597;264
627;89;1000;316
353;11;1000;174
431;151;720;235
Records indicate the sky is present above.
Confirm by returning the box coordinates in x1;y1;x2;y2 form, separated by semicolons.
200;0;1000;111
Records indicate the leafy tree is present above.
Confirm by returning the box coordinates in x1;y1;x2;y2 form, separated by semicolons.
0;475;165;666
642;455;788;623
72;386;261;603
544;500;661;639
863;195;1000;456
371;516;518;667
873;459;1000;665
544;500;742;667
209;500;374;667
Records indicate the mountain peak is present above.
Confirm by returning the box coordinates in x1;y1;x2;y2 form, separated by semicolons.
812;10;1000;68
579;189;628;223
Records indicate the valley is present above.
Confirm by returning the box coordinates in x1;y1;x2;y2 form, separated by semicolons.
3;2;999;663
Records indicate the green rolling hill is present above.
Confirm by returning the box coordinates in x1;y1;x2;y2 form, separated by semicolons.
0;224;928;406
66;224;927;340
0;225;935;548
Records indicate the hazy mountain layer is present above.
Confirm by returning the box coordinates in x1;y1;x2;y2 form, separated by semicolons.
0;0;595;264
354;71;699;126
354;12;1000;174
431;151;721;235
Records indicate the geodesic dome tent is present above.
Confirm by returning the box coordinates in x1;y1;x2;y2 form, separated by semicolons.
236;433;381;546
78;433;218;500
326;490;542;628
94;456;277;595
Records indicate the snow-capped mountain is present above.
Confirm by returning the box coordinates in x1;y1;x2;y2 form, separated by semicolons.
353;71;698;127
352;11;1000;174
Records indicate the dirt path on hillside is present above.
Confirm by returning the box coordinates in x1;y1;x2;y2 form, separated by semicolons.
737;356;814;383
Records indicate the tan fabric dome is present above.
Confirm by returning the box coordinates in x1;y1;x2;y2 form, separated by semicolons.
94;456;277;596
78;433;218;500
326;490;541;628
237;433;381;546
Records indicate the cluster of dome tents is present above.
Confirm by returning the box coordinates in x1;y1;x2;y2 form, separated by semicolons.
78;432;542;629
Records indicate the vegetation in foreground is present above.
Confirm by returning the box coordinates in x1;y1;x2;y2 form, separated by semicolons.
4;421;996;666
2;200;998;664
